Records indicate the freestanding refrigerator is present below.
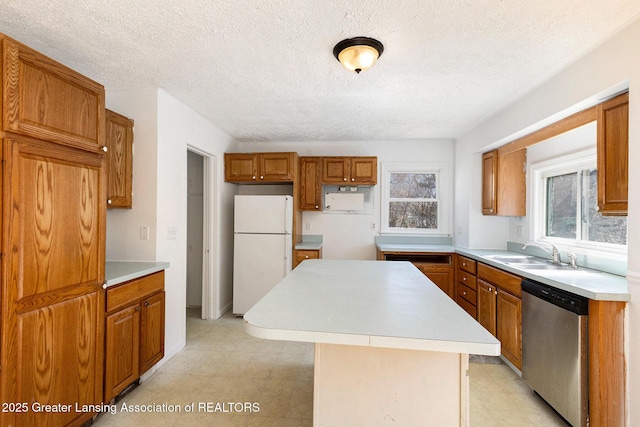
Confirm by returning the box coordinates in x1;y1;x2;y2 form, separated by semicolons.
233;195;293;315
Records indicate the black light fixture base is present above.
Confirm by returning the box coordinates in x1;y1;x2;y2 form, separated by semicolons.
333;37;384;61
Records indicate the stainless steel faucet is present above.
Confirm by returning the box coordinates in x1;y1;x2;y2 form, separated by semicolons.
522;241;562;264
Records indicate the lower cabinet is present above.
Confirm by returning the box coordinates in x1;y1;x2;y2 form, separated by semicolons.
294;248;322;268
477;263;522;369
414;263;454;299
377;251;454;299
105;271;165;402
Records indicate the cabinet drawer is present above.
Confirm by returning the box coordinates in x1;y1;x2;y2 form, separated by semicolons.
458;256;477;274
478;263;521;298
107;271;165;313
456;295;477;319
457;283;477;306
457;271;477;290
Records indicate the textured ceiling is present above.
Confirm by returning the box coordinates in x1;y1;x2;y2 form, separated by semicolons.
1;0;639;141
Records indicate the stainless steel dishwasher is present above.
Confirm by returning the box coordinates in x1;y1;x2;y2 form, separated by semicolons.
521;278;589;427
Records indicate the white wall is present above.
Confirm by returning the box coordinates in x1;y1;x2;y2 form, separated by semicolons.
106;87;236;365
105;88;159;261
233;139;454;259
455;17;640;424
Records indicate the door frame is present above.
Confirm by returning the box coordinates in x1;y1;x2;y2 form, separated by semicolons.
186;147;217;320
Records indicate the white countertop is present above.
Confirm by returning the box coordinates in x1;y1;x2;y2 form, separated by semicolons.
244;259;500;355
105;261;170;287
376;243;630;301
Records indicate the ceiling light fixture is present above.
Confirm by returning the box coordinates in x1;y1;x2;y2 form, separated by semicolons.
333;37;384;74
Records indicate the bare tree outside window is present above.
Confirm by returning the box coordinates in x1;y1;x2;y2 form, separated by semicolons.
388;173;438;229
545;168;627;245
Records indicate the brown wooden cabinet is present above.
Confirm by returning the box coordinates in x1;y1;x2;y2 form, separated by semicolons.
224;152;298;183
377;251;454;299
0;32;107;427
300;157;323;210
322;156;377;185
106;109;134;208
105;271;165;402
477;279;497;335
2;34;105;153
455;255;478;318
1;134;106;425
294;248;323;268
597;92;628;216
477;263;522;369
482;149;526;216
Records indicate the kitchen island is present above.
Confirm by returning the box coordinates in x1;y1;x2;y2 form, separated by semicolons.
244;259;500;426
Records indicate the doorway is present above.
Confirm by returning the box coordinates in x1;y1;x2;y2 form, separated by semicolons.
186;149;217;319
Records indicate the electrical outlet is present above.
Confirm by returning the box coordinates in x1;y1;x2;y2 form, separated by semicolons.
371;221;376;230
140;226;150;240
167;226;177;240
305;221;312;231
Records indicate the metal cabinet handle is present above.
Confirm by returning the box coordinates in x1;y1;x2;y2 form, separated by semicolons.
102;283;108;290
107;199;112;205
463;291;467;296
463;277;467;281
343;177;347;181
136;306;141;312
144;301;150;307
315;205;319;209
462;262;466;266
252;176;256;180
351;178;355;181
489;287;492;292
101;146;108;153
260;175;264;179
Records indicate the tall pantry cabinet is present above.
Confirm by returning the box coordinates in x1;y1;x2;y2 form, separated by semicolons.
0;34;107;426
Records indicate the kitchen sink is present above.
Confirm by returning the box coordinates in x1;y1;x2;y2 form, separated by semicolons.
508;262;565;270
485;255;539;263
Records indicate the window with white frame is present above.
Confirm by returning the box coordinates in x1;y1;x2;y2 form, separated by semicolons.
381;162;450;235
531;149;627;251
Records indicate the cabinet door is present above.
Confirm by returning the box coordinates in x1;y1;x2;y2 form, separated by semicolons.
415;264;454;299
597;92;628;215
260;152;296;181
1;135;106;426
497;289;522;369
350;157;377;184
140;292;165;374
105;305;140;402
477;279;497;337
224;153;258;182
497;149;526;216
322;157;350;183
105;109;133;208
300;157;322;210
2;36;105;152
481;150;498;215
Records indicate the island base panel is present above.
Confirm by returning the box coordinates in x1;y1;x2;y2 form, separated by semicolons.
313;343;469;426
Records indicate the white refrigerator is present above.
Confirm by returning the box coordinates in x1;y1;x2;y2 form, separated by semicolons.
233;195;293;315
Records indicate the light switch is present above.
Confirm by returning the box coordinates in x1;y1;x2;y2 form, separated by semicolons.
167;226;177;240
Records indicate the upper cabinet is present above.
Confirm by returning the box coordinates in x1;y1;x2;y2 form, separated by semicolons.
225;152;298;183
322;156;377;185
597;92;628;216
482;149;526;216
300;157;322;210
106;109;134;208
1;35;105;153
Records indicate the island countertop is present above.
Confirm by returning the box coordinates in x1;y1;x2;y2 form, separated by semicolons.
244;259;500;355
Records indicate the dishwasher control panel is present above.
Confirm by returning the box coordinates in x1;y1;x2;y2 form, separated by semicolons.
521;279;588;315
